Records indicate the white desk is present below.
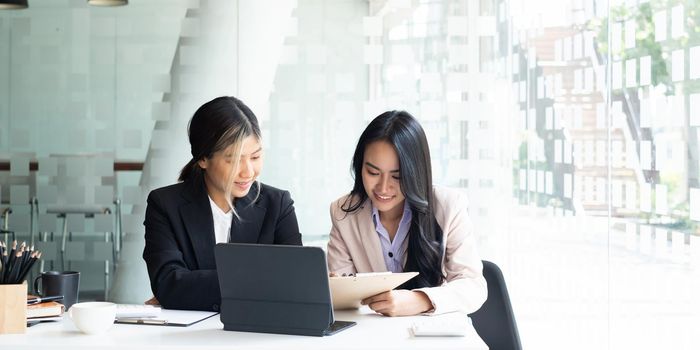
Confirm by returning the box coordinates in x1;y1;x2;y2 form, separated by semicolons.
1;307;488;350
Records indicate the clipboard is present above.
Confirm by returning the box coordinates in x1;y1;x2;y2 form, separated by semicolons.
329;272;419;309
115;309;219;327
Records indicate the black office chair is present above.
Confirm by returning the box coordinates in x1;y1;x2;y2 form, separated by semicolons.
469;260;522;350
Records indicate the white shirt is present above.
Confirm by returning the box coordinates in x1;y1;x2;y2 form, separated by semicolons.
208;196;232;244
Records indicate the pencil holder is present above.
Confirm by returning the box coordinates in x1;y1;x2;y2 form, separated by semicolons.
0;282;27;334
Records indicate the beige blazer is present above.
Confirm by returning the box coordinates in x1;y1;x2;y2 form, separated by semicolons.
327;186;487;315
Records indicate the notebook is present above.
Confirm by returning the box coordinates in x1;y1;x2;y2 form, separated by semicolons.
27;301;64;319
214;243;356;337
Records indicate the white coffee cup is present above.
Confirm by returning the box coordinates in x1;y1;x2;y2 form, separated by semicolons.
69;302;116;334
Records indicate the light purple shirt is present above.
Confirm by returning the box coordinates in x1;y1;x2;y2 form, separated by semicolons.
371;201;412;273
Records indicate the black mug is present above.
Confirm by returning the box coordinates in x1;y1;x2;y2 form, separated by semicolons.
33;271;80;310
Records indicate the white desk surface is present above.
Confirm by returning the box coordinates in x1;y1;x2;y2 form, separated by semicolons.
1;307;488;350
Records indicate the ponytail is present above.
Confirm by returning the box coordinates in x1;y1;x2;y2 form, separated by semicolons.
178;158;202;182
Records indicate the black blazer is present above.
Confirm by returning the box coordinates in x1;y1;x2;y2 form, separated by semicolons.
142;178;302;311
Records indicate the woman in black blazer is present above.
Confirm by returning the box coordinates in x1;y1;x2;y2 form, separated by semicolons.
142;96;302;311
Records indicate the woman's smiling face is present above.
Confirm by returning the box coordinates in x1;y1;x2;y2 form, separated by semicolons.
361;140;405;217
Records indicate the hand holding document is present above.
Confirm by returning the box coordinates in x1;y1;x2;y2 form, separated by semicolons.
329;271;418;310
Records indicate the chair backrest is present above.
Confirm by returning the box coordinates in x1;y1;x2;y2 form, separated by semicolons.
468;260;522;350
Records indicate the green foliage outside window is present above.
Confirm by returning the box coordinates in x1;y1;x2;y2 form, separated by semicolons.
588;0;700;234
587;0;700;94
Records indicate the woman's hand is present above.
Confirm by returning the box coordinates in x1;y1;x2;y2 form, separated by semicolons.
361;290;433;317
144;296;160;306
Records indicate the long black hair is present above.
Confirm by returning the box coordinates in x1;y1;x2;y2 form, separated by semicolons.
342;110;445;289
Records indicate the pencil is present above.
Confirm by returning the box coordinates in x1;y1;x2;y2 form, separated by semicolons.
0;245;4;284
0;242;5;273
14;246;26;283
0;241;5;266
0;243;43;284
7;240;16;275
16;251;38;284
20;245;32;272
7;250;22;284
0;249;6;283
2;242;16;283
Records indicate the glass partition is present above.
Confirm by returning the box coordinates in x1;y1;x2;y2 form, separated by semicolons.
1;0;698;348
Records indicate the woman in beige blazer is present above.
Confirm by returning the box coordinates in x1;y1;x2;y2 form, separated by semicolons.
327;110;487;317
